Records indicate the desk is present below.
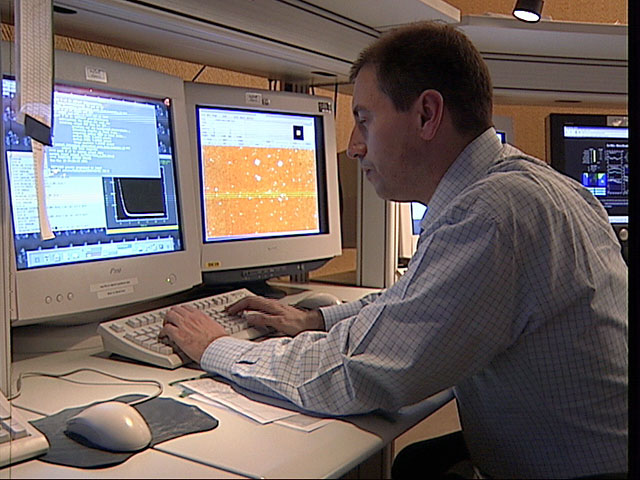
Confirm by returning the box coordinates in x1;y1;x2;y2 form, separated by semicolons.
1;448;240;479
3;283;453;478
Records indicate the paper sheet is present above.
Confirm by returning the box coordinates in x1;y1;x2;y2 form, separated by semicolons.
276;413;332;433
31;140;54;239
16;0;54;240
181;379;293;424
180;378;331;432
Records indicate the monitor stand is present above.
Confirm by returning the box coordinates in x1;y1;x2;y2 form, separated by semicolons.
197;280;307;299
244;280;307;299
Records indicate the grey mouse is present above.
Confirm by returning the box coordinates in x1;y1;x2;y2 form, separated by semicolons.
294;292;342;310
65;401;152;452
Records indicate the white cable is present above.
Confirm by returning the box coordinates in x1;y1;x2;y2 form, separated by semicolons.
10;367;163;406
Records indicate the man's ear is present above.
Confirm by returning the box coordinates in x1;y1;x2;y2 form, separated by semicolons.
417;90;444;141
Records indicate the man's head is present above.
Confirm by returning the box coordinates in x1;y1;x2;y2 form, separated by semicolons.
350;21;493;138
347;22;493;203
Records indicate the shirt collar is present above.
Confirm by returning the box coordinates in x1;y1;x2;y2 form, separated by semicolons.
421;127;503;229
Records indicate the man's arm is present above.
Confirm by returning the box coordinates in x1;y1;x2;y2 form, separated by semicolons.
161;298;325;362
162;208;517;417
161;290;382;363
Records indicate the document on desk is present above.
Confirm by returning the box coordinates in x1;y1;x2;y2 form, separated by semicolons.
179;378;330;432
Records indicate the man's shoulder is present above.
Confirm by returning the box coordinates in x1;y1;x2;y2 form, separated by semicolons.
455;152;594;224
473;151;575;198
488;151;552;178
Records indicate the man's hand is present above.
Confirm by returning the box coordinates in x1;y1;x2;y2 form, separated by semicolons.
226;296;325;337
160;305;228;363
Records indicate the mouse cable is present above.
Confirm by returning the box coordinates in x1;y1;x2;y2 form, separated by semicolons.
9;368;163;406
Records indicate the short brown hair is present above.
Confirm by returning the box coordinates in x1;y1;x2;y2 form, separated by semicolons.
350;21;493;136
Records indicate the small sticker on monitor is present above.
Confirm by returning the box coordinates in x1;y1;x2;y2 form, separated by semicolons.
97;286;134;299
246;92;262;105
90;277;138;293
85;66;108;83
205;261;222;268
318;101;332;113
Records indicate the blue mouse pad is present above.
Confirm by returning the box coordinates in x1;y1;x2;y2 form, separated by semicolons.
30;394;218;469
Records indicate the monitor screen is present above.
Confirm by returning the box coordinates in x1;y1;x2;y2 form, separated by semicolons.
197;106;328;244
547;114;628;224
2;50;200;325
4;79;183;270
184;83;341;292
410;202;427;236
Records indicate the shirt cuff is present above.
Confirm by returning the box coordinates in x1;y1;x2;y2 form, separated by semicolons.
320;300;366;330
200;336;256;378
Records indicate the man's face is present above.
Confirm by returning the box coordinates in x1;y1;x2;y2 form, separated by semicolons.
347;65;420;201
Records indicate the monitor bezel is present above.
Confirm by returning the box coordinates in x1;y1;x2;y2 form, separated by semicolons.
184;82;342;288
2;46;202;326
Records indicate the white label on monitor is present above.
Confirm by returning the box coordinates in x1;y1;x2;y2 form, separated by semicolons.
245;92;262;105
90;277;138;293
85;66;108;83
97;286;134;299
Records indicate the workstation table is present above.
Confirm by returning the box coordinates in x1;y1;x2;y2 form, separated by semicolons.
2;283;453;478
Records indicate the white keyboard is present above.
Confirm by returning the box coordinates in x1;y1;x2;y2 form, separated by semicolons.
0;391;49;467
98;288;270;369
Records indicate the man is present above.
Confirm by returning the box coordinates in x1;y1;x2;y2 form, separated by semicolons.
161;22;628;478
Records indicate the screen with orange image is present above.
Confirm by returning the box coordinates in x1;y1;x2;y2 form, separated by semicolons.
196;107;326;243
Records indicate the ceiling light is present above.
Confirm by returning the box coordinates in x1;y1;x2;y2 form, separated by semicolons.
513;0;544;23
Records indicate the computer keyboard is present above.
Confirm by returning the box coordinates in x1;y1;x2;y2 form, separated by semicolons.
98;288;270;369
0;391;49;467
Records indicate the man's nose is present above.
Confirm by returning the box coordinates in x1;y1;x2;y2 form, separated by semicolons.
347;129;366;160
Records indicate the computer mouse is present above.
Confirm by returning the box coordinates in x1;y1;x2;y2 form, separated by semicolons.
294;292;342;310
65;401;152;452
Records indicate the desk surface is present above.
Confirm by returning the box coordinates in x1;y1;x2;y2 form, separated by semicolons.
4;283;451;479
1;448;241;479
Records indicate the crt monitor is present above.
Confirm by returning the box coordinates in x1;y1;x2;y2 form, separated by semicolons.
2;49;200;326
184;82;342;293
398;129;508;260
546;114;628;225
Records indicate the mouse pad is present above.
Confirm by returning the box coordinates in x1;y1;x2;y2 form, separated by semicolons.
30;394;219;469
